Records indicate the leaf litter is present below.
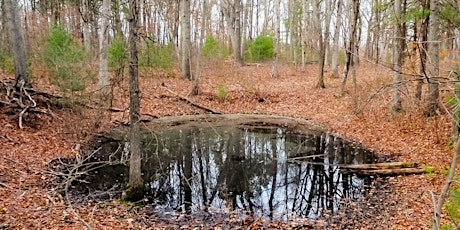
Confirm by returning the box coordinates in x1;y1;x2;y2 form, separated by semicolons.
0;62;454;229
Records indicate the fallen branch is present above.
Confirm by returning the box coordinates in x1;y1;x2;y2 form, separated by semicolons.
342;167;426;176
340;162;419;170
161;85;221;114
341;162;424;176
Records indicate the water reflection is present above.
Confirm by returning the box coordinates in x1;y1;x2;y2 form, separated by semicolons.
82;126;376;221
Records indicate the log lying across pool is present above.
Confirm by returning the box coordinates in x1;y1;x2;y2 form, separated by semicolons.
340;162;426;176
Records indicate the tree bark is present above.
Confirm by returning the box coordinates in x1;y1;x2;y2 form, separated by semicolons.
424;0;440;117
99;0;110;98
5;0;30;88
80;0;92;53
180;0;192;80
125;0;144;202
301;0;307;72
331;0;342;78
112;0;124;39
234;0;243;66
316;1;325;88
391;0;404;114
416;0;429;102
271;0;280;78
221;0;243;66
340;0;359;95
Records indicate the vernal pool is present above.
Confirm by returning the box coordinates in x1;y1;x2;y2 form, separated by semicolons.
72;114;378;221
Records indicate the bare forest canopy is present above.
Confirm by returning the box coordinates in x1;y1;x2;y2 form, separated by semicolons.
1;0;459;67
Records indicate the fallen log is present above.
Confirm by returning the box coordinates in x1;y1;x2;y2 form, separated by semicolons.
340;162;424;176
342;167;426;176
340;162;419;170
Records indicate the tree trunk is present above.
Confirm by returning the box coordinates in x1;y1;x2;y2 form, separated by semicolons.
124;0;144;202
271;0;280;78
112;0;124;38
180;0;192;80
80;0;91;53
222;0;243;66
340;0;359;95
234;0;243;66
424;0;440;117
391;0;404;114
301;0;307;72
316;1;325;88
331;0;342;78
5;0;30;87
416;0;429;102
99;0;110;98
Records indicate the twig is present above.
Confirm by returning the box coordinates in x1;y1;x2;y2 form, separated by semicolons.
0;182;15;190
0;155;31;171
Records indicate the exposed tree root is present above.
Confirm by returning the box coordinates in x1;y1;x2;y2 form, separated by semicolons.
0;79;59;129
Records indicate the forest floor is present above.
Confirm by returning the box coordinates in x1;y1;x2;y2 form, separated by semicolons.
0;61;455;229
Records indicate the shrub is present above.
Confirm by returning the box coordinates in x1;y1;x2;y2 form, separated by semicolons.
43;26;92;94
202;35;228;59
108;37;127;69
217;84;228;102
442;187;460;229
0;51;14;74
139;41;175;70
249;35;274;62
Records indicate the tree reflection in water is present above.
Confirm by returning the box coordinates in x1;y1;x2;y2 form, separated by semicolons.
82;125;376;221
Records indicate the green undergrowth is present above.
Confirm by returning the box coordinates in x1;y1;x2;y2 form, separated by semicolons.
441;186;460;229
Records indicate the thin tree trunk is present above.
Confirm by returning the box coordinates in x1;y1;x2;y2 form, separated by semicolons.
113;0;124;38
301;0;307;72
271;0;280;78
391;0;404;114
125;0;144;202
234;0;243;66
81;0;91;53
180;0;191;80
316;1;325;88
331;0;342;78
424;0;440;117
340;0;359;95
433;139;460;230
416;0;429;102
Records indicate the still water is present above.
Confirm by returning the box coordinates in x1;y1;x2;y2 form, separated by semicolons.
76;125;377;221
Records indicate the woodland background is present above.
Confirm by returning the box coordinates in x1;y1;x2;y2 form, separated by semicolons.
1;0;460;229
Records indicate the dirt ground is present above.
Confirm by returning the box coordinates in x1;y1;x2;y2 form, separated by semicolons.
0;61;454;229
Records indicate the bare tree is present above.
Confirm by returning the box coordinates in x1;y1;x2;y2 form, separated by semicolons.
331;0;342;78
340;0;360;95
99;0;110;98
391;0;405;114
424;0;440;117
415;0;430;102
80;0;92;53
5;0;30;88
271;0;280;78
180;0;192;80
301;0;308;72
221;0;244;66
316;0;326;88
124;0;144;202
